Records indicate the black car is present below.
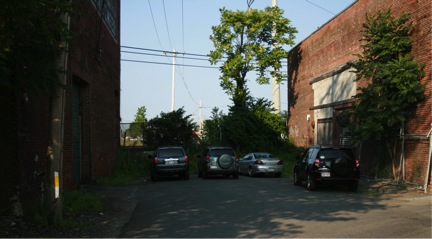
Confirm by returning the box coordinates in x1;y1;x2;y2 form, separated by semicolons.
197;146;239;179
293;145;360;191
149;146;189;181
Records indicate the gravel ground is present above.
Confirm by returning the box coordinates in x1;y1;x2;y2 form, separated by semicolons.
1;177;429;238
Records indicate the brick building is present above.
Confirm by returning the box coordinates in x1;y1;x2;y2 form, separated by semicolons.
0;0;120;214
287;0;431;188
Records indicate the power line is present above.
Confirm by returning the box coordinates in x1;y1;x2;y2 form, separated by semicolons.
162;0;173;50
120;45;288;64
147;0;166;52
304;0;336;15
121;59;219;69
121;50;211;61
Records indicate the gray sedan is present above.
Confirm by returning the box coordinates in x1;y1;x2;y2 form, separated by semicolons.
238;152;283;177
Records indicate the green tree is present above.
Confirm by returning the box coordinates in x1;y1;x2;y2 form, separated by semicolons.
348;9;425;177
128;106;147;139
143;108;197;149
349;9;425;143
201;107;225;145
209;6;297;109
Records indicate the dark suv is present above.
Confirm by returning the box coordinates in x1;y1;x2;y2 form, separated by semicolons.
293;145;360;191
149;146;189;181
198;146;239;179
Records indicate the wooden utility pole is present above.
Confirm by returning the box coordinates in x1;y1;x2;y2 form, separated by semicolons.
48;10;70;224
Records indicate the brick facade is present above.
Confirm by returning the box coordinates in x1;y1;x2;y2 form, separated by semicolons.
0;0;120;214
287;0;431;188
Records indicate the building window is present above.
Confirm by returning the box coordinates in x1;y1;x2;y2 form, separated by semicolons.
92;0;118;39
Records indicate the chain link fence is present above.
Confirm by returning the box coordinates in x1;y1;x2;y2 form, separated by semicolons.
120;123;145;148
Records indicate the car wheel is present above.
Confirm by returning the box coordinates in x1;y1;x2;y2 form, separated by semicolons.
307;174;316;191
181;173;189;180
294;171;302;186
151;173;158;182
233;173;239;179
347;181;358;192
218;154;234;169
202;170;208;179
275;173;282;178
248;167;255;177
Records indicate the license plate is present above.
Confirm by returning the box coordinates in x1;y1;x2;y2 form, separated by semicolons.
321;172;330;177
165;159;178;165
267;168;275;172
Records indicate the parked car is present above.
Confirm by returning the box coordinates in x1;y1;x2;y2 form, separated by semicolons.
239;152;283;177
197;146;239;179
293;145;360;191
149;146;189;181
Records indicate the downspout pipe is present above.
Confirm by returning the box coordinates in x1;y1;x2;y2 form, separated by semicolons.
424;125;432;193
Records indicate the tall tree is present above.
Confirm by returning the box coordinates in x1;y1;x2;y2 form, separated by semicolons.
128;106;147;139
348;9;425;144
209;6;297;110
348;9;425;178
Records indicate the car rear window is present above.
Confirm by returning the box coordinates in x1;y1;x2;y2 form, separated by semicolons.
158;148;184;157
318;149;354;159
210;148;235;156
253;153;272;158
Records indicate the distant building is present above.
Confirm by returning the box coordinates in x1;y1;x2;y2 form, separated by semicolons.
287;0;431;188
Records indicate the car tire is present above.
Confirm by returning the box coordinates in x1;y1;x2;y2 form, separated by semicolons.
294;171;302;186
307;174;316;191
151;173;158;182
248;167;255;177
347;181;358;192
203;170;208;179
218;154;234;169
275;173;282;178
181;173;189;180
233;173;239;179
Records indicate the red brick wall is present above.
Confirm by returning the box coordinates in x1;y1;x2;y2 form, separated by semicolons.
288;0;431;186
64;0;121;189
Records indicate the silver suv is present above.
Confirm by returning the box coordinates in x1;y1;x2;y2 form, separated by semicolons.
197;146;239;179
149;146;189;181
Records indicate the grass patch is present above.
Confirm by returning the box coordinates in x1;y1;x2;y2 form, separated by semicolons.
97;149;150;185
63;190;104;214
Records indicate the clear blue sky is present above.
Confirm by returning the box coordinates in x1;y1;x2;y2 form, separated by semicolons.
120;0;356;123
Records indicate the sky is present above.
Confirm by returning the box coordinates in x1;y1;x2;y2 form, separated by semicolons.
120;0;357;123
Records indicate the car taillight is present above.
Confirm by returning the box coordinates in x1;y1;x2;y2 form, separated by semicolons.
205;155;210;162
355;159;359;168
277;160;283;165
185;156;189;162
314;158;320;167
235;155;238;161
153;157;158;164
255;160;264;165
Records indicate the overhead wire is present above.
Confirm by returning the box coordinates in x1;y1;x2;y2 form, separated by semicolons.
162;0;173;50
304;0;336;15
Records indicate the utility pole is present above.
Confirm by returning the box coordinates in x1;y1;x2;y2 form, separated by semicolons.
171;49;176;111
271;0;280;113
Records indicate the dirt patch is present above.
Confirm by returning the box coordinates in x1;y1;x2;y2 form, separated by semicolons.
358;178;429;199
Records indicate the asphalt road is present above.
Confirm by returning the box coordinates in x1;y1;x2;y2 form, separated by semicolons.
119;175;431;238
